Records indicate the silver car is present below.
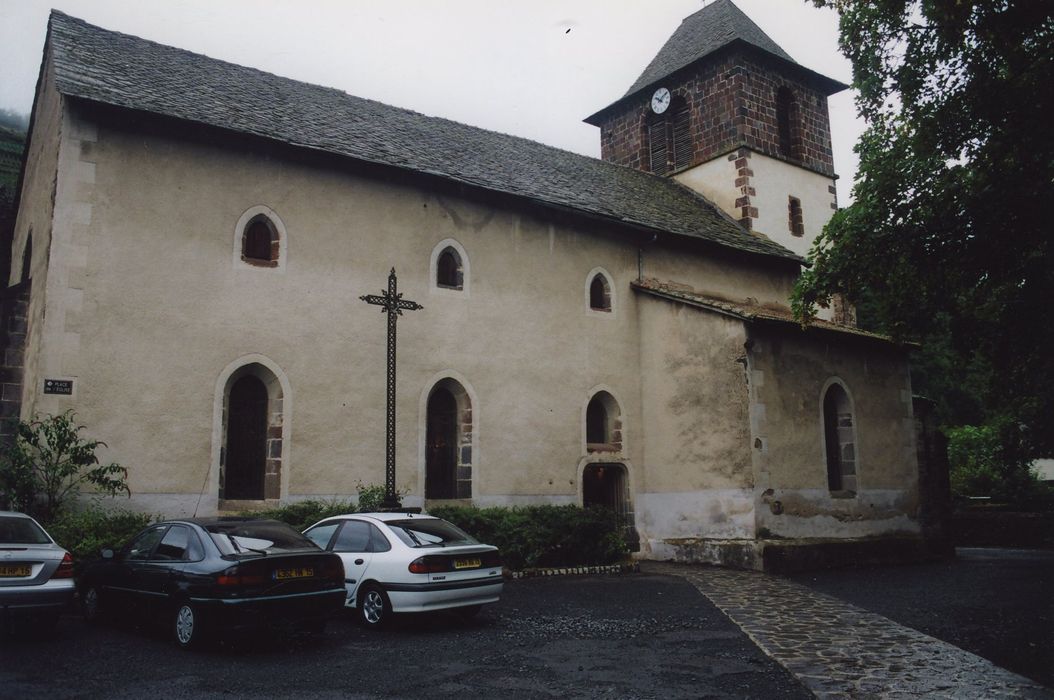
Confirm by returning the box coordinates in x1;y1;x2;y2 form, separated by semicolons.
0;511;75;630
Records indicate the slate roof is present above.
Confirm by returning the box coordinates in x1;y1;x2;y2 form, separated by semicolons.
632;278;896;344
585;0;847;124
43;11;801;264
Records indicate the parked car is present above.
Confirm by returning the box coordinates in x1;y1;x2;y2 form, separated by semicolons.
77;517;346;648
0;511;75;631
303;512;502;627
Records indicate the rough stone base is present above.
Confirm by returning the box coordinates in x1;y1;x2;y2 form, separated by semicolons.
656;535;954;573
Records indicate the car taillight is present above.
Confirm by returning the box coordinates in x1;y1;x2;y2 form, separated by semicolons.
408;555;449;574
320;557;344;583
216;565;266;586
53;552;74;579
481;551;502;568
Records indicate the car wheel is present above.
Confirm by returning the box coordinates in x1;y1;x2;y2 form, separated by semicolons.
82;585;105;624
456;604;482;619
173;602;205;649
357;583;390;628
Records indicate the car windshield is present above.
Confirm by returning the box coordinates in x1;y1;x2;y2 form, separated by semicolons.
205;520;319;555
386;519;478;548
0;515;52;544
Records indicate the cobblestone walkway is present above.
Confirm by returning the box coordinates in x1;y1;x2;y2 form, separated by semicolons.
646;562;1052;699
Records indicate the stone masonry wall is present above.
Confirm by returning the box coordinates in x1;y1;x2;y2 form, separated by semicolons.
598;49;835;177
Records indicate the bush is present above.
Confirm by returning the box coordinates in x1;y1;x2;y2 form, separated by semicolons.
947;424;1054;507
248;498;358;532
46;507;157;574
0;411;129;522
427;504;627;571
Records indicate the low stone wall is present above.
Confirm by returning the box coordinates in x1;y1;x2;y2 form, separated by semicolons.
951;510;1054;549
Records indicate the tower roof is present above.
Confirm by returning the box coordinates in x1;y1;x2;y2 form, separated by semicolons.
585;0;847;125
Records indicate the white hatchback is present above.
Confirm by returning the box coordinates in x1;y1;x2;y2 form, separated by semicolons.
303;512;503;627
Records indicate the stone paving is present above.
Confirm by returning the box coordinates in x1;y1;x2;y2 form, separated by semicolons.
647;562;1052;699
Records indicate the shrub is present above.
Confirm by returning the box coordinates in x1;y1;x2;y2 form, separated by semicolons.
427;504;627;571
948;424;1054;507
0;411;129;522
245;483;394;531
46;507;157;574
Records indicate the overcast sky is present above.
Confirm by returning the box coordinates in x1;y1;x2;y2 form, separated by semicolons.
0;0;862;197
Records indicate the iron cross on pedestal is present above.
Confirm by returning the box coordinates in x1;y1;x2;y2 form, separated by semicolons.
359;268;423;511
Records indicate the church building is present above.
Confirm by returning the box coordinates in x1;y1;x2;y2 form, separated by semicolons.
4;2;925;569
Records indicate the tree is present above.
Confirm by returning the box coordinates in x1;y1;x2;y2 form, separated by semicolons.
795;1;1054;470
0;412;129;521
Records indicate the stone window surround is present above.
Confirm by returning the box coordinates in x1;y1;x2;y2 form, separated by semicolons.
429;238;470;298
232;205;288;273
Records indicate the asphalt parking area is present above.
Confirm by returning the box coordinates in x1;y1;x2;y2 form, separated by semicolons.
0;573;809;699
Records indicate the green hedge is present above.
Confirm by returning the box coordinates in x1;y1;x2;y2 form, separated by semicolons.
246;499;359;532
427;504;628;571
46;507;158;574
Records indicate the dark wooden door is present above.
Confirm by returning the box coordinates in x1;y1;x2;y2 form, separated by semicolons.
426;388;457;499
226;375;268;500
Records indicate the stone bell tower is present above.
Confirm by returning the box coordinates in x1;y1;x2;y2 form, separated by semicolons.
584;0;848;261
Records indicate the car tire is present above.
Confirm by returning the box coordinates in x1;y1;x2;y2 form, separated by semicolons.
357;583;390;628
81;585;105;624
456;604;482;619
173;602;205;649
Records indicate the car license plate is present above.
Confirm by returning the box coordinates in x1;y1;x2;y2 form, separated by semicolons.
274;567;313;580
0;565;31;577
453;558;481;570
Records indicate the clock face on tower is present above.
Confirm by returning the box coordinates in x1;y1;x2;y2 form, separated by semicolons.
651;87;671;114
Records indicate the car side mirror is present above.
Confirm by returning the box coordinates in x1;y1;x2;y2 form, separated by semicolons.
100;548;115;560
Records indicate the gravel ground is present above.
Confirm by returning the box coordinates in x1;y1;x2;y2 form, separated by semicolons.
787;547;1054;688
0;573;810;699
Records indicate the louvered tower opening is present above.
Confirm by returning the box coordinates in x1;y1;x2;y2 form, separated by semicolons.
646;96;692;176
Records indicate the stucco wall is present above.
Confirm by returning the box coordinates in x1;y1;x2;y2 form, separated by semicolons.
747;152;836;260
22;106;782;515
747;328;919;538
635;294;756;550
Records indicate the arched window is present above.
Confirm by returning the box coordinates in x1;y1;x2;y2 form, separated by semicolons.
425;378;473;499
242;215;279;267
823;382;857;493
589;274;611;312
646;96;693;175
777;87;801;160
436;247;463;289
586;391;622;453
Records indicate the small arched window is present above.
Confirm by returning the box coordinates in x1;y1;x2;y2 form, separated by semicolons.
646;96;693;175
823;382;857;493
589;274;611;312
586;391;622;453
242;215;279;267
436;247;463;290
776;87;801;160
20;233;32;284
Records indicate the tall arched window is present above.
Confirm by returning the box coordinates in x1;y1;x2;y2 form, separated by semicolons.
646;96;693;175
776;87;801;160
19;233;32;284
221;362;285;502
242;215;279;267
586;391;622;453
425;378;473;499
823;382;857;493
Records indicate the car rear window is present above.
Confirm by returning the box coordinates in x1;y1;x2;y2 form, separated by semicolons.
205;520;320;555
0;515;52;544
386;519;478;548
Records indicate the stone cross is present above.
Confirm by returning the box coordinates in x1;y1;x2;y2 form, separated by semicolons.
360;268;423;510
